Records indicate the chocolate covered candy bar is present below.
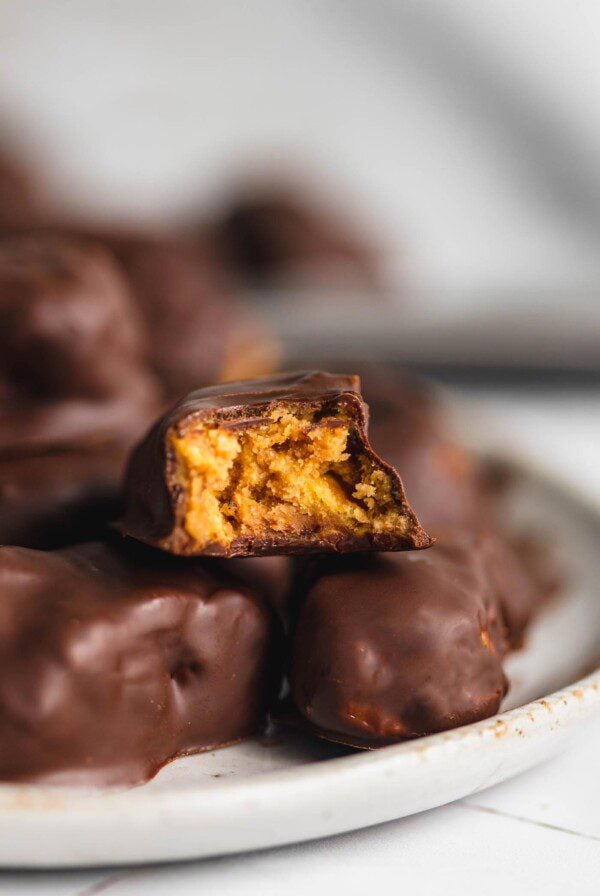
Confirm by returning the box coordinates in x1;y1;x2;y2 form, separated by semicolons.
120;371;432;557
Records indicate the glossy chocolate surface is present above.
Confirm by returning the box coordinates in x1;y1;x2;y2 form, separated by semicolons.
0;446;127;548
288;538;511;747
119;371;432;557
227;556;293;625
0;541;281;785
0;234;159;455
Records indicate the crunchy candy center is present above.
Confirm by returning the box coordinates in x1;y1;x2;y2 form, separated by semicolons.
170;404;411;551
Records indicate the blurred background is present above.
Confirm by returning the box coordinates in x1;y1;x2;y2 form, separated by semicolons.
1;0;599;489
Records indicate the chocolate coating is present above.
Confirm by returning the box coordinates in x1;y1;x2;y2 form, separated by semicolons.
0;225;278;398
475;530;545;649
0;147;41;225
288;539;510;747
326;366;547;640
97;231;278;397
0;445;127;548
361;367;490;533
213;188;380;289
227;556;293;625
0;542;281;785
119;371;432;557
0;234;160;455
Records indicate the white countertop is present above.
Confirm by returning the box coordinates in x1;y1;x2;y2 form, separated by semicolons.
1;389;599;895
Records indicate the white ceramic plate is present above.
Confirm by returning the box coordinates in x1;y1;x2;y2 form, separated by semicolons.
0;459;599;869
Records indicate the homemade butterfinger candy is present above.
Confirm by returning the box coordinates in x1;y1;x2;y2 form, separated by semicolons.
0;225;279;399
0;542;281;785
0;234;159;454
357;367;549;640
119;371;432;557
97;231;279;397
212;187;381;290
287;542;509;747
0;445;127;548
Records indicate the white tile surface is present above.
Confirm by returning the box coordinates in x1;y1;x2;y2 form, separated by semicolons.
75;793;600;896
463;716;600;839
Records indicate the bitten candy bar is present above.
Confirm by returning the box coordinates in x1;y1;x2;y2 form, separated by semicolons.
0;542;281;785
119;371;432;557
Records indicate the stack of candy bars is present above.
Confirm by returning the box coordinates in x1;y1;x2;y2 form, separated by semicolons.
0;203;556;784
